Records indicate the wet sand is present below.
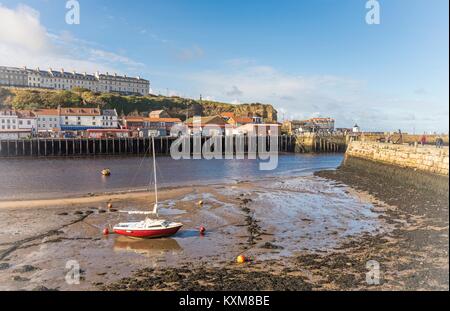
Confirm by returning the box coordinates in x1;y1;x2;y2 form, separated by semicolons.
313;157;449;290
0;173;387;291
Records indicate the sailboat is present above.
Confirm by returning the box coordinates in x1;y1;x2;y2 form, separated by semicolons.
113;136;183;238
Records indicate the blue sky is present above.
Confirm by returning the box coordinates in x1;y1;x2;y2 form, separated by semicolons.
0;0;448;132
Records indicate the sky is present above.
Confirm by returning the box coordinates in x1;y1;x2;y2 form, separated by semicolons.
0;0;448;133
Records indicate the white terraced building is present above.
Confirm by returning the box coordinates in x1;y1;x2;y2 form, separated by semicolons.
59;108;119;129
0;67;28;87
0;110;19;131
0;66;150;96
0;108;119;138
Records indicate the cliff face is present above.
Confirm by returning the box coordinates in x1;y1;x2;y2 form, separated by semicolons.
0;87;277;122
197;101;277;122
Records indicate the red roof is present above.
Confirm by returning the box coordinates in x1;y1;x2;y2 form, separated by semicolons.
17;110;36;118
123;116;145;122
221;112;235;118
33;109;59;116
233;117;253;124
145;117;181;123
60;108;100;116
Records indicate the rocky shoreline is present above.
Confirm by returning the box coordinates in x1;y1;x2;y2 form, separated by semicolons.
313;157;449;290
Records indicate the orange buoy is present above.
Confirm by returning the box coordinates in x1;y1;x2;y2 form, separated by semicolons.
236;255;246;264
103;228;109;235
199;226;206;234
107;203;113;209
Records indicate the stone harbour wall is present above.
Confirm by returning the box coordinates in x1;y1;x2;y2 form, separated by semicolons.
346;141;449;176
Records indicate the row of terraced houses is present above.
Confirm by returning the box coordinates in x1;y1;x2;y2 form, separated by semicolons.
0;66;150;96
0;107;119;139
0;107;280;140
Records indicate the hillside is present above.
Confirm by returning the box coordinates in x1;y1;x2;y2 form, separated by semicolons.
0;87;277;122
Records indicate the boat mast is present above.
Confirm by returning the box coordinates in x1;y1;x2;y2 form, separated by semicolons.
151;135;158;213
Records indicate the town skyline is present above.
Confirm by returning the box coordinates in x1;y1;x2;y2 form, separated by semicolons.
0;0;448;133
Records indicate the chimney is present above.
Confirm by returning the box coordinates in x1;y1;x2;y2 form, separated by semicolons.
61;68;64;74
23;66;27;70
73;70;76;75
36;67;40;71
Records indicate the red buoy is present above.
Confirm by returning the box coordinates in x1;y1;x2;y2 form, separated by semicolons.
103;228;109;235
199;226;206;234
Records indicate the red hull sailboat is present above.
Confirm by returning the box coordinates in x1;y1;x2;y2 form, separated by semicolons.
113;218;183;238
113;136;183;239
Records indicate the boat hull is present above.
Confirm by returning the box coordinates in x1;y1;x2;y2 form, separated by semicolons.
113;225;182;238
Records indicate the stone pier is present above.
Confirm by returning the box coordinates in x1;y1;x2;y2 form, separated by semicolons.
346;141;449;176
294;133;347;153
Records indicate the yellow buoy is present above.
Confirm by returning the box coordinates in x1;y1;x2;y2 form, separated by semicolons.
236;255;246;264
101;169;111;176
198;200;204;206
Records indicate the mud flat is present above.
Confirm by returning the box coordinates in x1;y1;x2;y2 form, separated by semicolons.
0;172;393;291
314;157;449;290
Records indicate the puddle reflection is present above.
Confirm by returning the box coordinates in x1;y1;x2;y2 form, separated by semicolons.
114;236;183;256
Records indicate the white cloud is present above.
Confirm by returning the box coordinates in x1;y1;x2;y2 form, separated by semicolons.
183;61;448;133
88;49;144;68
0;4;48;51
0;4;143;74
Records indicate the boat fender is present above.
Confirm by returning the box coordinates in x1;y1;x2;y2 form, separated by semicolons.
199;226;206;235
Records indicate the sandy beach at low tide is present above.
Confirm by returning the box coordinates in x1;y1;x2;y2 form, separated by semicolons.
0;174;390;291
1;157;447;291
